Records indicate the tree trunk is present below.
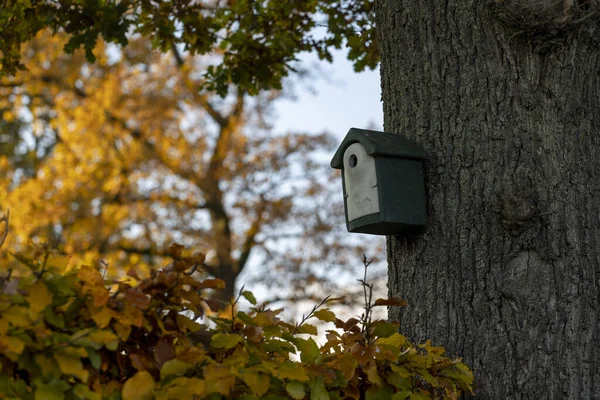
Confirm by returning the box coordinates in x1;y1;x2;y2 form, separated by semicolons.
376;1;600;397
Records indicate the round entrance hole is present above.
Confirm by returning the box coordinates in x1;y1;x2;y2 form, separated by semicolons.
349;154;358;168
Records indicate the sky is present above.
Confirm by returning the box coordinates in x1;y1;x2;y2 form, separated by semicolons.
273;49;383;139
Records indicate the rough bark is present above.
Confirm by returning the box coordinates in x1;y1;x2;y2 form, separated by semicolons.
376;0;600;397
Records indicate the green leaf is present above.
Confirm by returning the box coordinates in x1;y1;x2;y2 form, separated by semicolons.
308;377;329;400
286;381;306;399
366;385;394;400
296;337;320;363
210;333;243;349
33;378;70;400
160;359;194;380
241;290;257;305
371;321;398;338
87;348;102;370
43;308;65;329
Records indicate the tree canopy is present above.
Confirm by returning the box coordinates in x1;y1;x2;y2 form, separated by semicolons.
0;0;378;96
0;31;382;305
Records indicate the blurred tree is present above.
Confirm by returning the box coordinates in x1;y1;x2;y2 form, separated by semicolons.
0;32;384;306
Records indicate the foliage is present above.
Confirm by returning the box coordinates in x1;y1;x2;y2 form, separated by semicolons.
0;0;379;96
0;243;473;399
0;32;383;305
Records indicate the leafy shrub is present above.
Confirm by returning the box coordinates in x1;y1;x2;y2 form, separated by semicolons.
0;243;473;399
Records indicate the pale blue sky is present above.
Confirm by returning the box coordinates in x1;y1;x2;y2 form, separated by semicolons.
273;50;383;139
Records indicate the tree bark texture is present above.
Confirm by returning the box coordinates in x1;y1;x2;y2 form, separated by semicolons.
376;1;600;397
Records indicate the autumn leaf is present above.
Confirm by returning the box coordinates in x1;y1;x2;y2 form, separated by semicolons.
296;337;320;363
91;306;113;329
297;323;318;335
1;335;25;357
286;381;307;399
55;353;89;382
122;288;150;310
277;361;309;382
210;333;243;349
313;309;336;323
26;281;53;314
112;322;132;341
204;364;235;396
77;265;104;286
122;371;155;400
373;297;407;307
160;359;193;380
87;329;119;350
167;243;185;259
197;278;226;290
241;372;270;397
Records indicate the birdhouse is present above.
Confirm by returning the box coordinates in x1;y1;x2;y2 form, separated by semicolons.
330;128;427;235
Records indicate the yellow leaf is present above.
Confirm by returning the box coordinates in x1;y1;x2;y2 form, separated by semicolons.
364;361;382;386
1;335;25;357
113;322;132;341
313;309;336;323
36;354;59;376
88;329;119;350
0;318;8;335
55;353;89;382
297;323;318;335
156;377;205;400
78;265;104;286
241;372;270;397
4;306;31;327
26;282;53;314
277;361;309;382
122;371;155;400
204;364;235;396
91;307;113;329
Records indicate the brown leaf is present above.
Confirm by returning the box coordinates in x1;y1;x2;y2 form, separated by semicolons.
343;318;360;332
129;353;155;371
122;289;151;310
203;299;221;312
167;243;185;259
373;297;407;307
126;268;141;280
197;278;226;290
154;336;175;366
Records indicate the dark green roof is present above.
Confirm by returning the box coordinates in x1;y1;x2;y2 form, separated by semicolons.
330;128;427;169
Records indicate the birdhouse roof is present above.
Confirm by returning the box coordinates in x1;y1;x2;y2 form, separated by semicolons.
330;128;427;169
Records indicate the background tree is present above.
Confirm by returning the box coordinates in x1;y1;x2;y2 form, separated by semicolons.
0;32;384;307
377;0;600;397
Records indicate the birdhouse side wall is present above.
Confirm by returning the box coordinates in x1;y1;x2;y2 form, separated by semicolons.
375;157;427;227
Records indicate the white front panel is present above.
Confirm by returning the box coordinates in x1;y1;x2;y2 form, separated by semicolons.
343;142;380;221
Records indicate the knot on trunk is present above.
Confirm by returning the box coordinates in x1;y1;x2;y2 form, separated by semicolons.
493;183;539;236
490;0;597;45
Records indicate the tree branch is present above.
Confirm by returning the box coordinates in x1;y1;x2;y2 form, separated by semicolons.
237;198;267;272
0;209;9;251
171;44;229;127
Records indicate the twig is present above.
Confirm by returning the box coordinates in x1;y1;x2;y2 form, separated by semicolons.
0;209;9;251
